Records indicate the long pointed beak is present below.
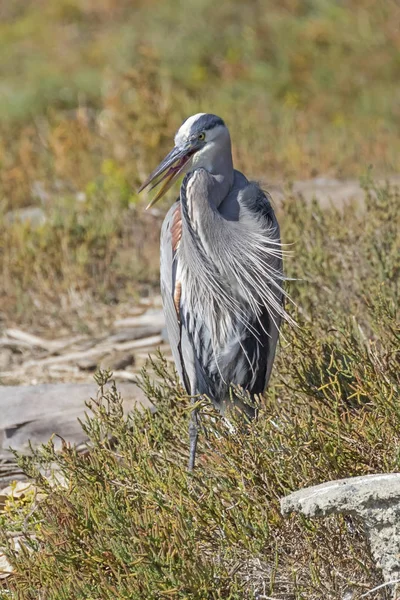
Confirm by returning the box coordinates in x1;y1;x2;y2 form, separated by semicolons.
139;145;194;209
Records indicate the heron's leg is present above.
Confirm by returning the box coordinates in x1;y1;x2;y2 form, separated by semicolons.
188;402;198;472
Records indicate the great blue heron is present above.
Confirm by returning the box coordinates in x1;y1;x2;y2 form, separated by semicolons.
139;113;291;470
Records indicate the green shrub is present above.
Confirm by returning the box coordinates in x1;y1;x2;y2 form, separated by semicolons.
1;184;399;599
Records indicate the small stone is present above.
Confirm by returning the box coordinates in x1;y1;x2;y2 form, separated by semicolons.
103;353;135;371
76;356;99;371
0;551;13;579
0;481;35;499
0;349;12;371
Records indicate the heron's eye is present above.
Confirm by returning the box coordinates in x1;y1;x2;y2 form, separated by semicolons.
198;132;206;141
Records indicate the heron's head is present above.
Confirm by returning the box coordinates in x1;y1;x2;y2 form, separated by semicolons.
139;113;231;208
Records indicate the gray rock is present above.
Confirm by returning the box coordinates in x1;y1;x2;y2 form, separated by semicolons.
4;206;46;227
269;174;400;209
0;383;153;459
281;474;400;598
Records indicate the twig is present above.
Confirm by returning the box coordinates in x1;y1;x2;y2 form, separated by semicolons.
0;338;32;350
114;313;165;329
360;579;400;597
4;329;87;354
5;329;60;351
112;370;137;382
1;335;163;371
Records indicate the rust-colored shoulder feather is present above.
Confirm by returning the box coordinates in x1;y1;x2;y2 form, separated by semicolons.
171;203;182;320
171;203;182;252
174;281;182;318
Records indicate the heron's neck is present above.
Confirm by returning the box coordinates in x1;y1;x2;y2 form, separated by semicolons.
209;151;234;205
189;144;234;208
181;167;233;254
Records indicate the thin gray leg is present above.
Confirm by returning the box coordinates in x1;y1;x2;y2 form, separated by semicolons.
188;407;198;471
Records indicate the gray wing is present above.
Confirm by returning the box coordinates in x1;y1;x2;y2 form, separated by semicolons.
160;200;191;392
252;191;283;390
217;178;284;395
176;193;281;409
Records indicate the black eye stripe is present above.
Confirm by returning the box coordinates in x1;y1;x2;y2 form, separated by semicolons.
181;114;225;137
196;115;225;131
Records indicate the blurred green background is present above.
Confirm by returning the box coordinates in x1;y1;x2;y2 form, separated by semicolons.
1;0;399;327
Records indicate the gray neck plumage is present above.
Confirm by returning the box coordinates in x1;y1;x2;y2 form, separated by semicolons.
179;135;234;259
201;146;234;205
179;168;231;272
181;168;229;239
183;140;233;214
